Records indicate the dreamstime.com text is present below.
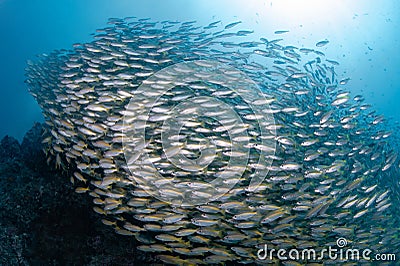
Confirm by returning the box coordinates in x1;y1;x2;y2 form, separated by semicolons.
257;238;397;262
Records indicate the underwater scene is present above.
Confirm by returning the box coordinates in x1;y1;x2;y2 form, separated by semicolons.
0;0;399;265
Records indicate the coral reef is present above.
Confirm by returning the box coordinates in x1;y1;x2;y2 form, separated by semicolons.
0;123;149;265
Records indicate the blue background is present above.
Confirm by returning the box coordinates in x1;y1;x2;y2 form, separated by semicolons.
0;0;399;141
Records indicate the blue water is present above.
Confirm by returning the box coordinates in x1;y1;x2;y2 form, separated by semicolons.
0;0;399;141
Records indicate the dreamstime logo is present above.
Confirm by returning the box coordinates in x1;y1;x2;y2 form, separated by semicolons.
336;237;347;248
257;238;397;262
122;60;276;206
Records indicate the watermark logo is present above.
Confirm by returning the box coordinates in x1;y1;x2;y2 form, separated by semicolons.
257;238;397;262
122;60;276;206
336;237;347;248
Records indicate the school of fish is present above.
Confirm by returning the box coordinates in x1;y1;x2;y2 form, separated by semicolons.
25;17;400;265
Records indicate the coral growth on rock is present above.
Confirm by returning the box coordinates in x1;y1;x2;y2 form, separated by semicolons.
0;123;148;265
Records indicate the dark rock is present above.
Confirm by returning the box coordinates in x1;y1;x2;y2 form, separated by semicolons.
0;135;21;163
20;122;47;172
0;135;23;177
0;122;147;265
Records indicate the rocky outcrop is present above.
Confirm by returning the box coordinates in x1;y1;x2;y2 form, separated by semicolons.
0;123;146;265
